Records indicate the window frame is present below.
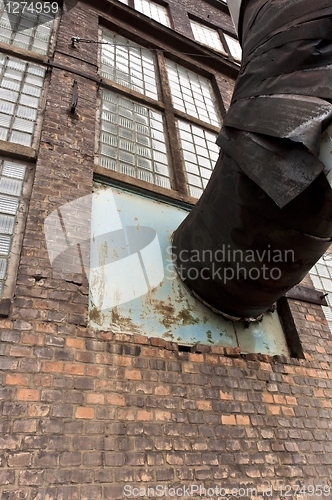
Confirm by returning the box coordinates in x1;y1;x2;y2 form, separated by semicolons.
189;15;241;65
0;156;35;301
0;0;61;57
0;6;55;310
90;11;297;356
95;21;224;204
122;0;172;28
222;32;242;63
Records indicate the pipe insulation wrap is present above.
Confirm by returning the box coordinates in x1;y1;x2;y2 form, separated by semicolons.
172;0;332;319
227;0;242;34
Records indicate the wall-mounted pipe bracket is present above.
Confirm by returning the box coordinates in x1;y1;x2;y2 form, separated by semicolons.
70;80;78;114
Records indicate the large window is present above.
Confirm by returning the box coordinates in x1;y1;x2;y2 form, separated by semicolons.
91;25;292;355
98;27;221;199
100;90;171;188
165;60;220;127
0;1;50;302
101;30;158;99
116;0;170;27
0;157;31;297
310;254;332;333
0;0;56;54
190;19;227;54
190;19;242;63
177;121;219;198
0;55;46;147
135;0;170;27
224;33;242;62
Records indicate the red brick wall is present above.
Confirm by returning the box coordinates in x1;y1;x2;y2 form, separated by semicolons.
0;1;331;499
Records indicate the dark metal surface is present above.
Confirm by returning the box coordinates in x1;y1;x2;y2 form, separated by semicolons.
43;59;103;83
173;0;332;318
217;127;328;208
70;80;78;114
285;285;328;306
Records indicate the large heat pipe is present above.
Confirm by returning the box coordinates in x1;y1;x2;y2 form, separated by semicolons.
172;0;332;319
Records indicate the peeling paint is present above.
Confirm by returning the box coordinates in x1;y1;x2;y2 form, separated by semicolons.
88;185;290;355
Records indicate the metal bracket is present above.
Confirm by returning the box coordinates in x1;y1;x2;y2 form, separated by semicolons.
71;36;80;48
285;285;328;306
70;79;78;114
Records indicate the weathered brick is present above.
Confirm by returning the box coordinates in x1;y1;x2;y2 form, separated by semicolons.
60;452;81;466
13;419;37;433
18;470;44;486
156;468;174;481
6;374;29;386
17;389;39;402
85;340;105;352
0;471;15;485
0;331;20;343
66;338;85;349
7;452;32;467
105;452;125;466
125;369;141;380
1;488;29;499
75;407;94;419
149;359;166;370
83;452;103;466
123;345;141;356
0;359;18;370
40;390;62;403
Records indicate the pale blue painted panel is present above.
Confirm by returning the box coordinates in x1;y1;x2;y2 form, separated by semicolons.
89;183;290;355
89;184;237;347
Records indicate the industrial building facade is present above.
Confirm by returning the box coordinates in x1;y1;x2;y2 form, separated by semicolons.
0;0;332;498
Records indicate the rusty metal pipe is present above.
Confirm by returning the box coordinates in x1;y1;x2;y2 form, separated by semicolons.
172;0;332;319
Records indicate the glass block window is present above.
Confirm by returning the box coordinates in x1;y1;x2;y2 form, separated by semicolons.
165;60;220;127
0;55;45;147
224;33;242;61
177;120;219;198
101;29;158;100
310;255;332;333
100;90;171;188
134;0;170;27
190;20;227;54
0;158;26;297
0;0;55;54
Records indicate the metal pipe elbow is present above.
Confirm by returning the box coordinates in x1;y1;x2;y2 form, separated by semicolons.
172;0;332;318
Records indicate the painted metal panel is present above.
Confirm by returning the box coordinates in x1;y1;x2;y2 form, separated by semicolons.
89;183;289;355
235;311;289;355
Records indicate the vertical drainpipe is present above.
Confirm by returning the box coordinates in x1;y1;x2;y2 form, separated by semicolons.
172;0;332;319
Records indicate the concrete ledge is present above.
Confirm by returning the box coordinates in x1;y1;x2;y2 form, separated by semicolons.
0;141;36;162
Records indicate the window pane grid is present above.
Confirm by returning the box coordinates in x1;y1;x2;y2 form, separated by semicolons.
134;0;170;27
166;60;220;127
0;158;26;296
101;29;158;100
190;20;227;54
0;55;45;147
100;90;171;189
310;255;332;333
177;120;219;198
0;0;55;54
224;33;242;62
